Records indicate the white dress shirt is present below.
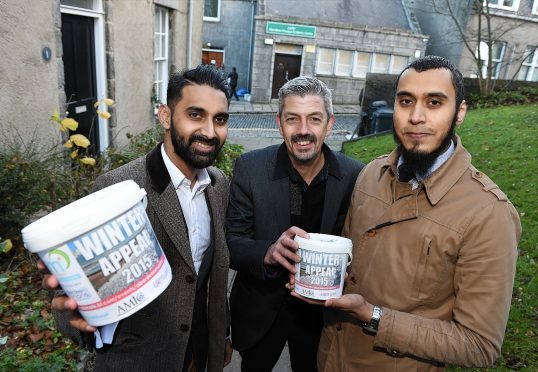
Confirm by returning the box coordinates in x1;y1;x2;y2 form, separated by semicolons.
94;145;211;348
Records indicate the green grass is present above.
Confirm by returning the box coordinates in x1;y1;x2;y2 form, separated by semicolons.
343;103;538;371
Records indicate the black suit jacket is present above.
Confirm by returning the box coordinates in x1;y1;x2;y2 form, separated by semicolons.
226;143;363;351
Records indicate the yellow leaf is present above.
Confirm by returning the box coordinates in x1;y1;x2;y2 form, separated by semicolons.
94;100;100;108
70;150;78;159
70;134;90;148
0;239;13;254
51;110;60;123
80;157;96;166
97;110;111;119
61;118;78;131
63;140;73;148
103;98;115;106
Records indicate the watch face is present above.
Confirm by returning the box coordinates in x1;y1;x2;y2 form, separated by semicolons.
363;306;383;334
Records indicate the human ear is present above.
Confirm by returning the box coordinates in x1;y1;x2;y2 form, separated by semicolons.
158;104;171;130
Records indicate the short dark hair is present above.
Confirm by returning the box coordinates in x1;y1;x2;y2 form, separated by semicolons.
278;76;333;118
167;64;230;109
395;55;465;109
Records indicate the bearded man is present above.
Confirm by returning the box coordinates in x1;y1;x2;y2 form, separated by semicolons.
293;56;522;371
44;65;233;371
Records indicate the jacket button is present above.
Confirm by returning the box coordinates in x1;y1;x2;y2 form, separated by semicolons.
180;324;190;332
186;275;195;284
475;171;482;178
368;230;376;237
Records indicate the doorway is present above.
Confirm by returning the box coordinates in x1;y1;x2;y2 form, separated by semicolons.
271;54;301;99
62;13;99;154
202;49;225;68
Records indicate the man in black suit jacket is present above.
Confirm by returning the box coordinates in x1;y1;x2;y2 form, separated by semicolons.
44;65;232;371
226;76;364;371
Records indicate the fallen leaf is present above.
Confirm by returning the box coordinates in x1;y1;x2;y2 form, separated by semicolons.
28;333;44;343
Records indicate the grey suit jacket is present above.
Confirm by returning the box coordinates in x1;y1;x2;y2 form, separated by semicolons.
55;144;230;371
226;143;363;351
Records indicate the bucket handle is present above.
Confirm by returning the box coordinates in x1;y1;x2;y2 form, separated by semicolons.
347;249;353;267
140;188;148;209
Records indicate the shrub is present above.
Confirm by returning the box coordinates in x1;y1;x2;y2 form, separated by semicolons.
0;141;56;238
468;85;538;109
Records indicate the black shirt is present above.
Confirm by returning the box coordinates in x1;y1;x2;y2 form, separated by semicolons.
275;145;334;234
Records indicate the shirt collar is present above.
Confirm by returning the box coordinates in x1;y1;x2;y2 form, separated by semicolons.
381;136;472;205
397;139;455;182
160;144;210;192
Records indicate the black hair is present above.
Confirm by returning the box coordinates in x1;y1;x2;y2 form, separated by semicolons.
167;64;230;108
394;55;465;109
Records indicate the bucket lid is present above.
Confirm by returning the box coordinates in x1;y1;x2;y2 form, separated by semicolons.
294;233;352;253
22;180;146;253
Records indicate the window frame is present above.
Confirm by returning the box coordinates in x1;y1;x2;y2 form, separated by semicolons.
352;51;371;78
204;0;221;22
154;5;169;105
371;53;391;74
335;49;353;76
485;0;520;11
519;46;538;81
316;47;336;75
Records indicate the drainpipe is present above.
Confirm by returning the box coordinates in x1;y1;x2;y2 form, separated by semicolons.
187;0;193;68
247;0;255;90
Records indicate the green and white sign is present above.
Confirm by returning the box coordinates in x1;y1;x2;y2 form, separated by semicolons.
266;21;316;38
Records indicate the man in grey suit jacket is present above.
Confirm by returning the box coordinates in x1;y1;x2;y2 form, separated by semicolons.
226;76;364;371
44;65;232;371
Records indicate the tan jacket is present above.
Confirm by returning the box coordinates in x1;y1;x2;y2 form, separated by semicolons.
319;137;521;371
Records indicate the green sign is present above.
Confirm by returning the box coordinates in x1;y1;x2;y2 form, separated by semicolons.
266;21;316;38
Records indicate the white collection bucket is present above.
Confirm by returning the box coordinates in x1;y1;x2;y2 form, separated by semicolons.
22;180;172;326
294;233;353;300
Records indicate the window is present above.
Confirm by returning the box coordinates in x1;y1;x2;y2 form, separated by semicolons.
316;48;335;75
352;52;371;78
519;47;538;81
154;6;169;104
486;0;520;11
477;41;505;79
372;54;390;73
391;55;409;74
490;42;506;78
335;50;353;76
204;0;220;21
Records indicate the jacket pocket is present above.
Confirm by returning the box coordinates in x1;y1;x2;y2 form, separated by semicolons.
412;237;446;300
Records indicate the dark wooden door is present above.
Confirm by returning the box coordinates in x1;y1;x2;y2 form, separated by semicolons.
202;50;224;68
271;54;301;99
62;13;99;154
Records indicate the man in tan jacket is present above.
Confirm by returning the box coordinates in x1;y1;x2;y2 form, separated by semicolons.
292;56;521;370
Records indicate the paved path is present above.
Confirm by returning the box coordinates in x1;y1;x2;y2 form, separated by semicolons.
227;112;360;152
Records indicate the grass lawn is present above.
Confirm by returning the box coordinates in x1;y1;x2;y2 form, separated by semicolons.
342;103;538;371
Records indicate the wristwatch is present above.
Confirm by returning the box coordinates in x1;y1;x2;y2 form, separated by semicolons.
362;305;383;334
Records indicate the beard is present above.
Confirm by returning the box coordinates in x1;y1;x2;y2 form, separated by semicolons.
170;118;222;169
393;115;457;176
289;133;319;163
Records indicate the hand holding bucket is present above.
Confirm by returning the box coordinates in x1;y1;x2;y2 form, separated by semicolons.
293;234;353;300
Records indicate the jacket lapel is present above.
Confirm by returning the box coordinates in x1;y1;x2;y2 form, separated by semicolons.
146;143;196;273
320;149;343;233
272;145;291;234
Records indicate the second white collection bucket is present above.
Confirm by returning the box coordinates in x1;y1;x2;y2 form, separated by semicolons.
294;233;353;300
